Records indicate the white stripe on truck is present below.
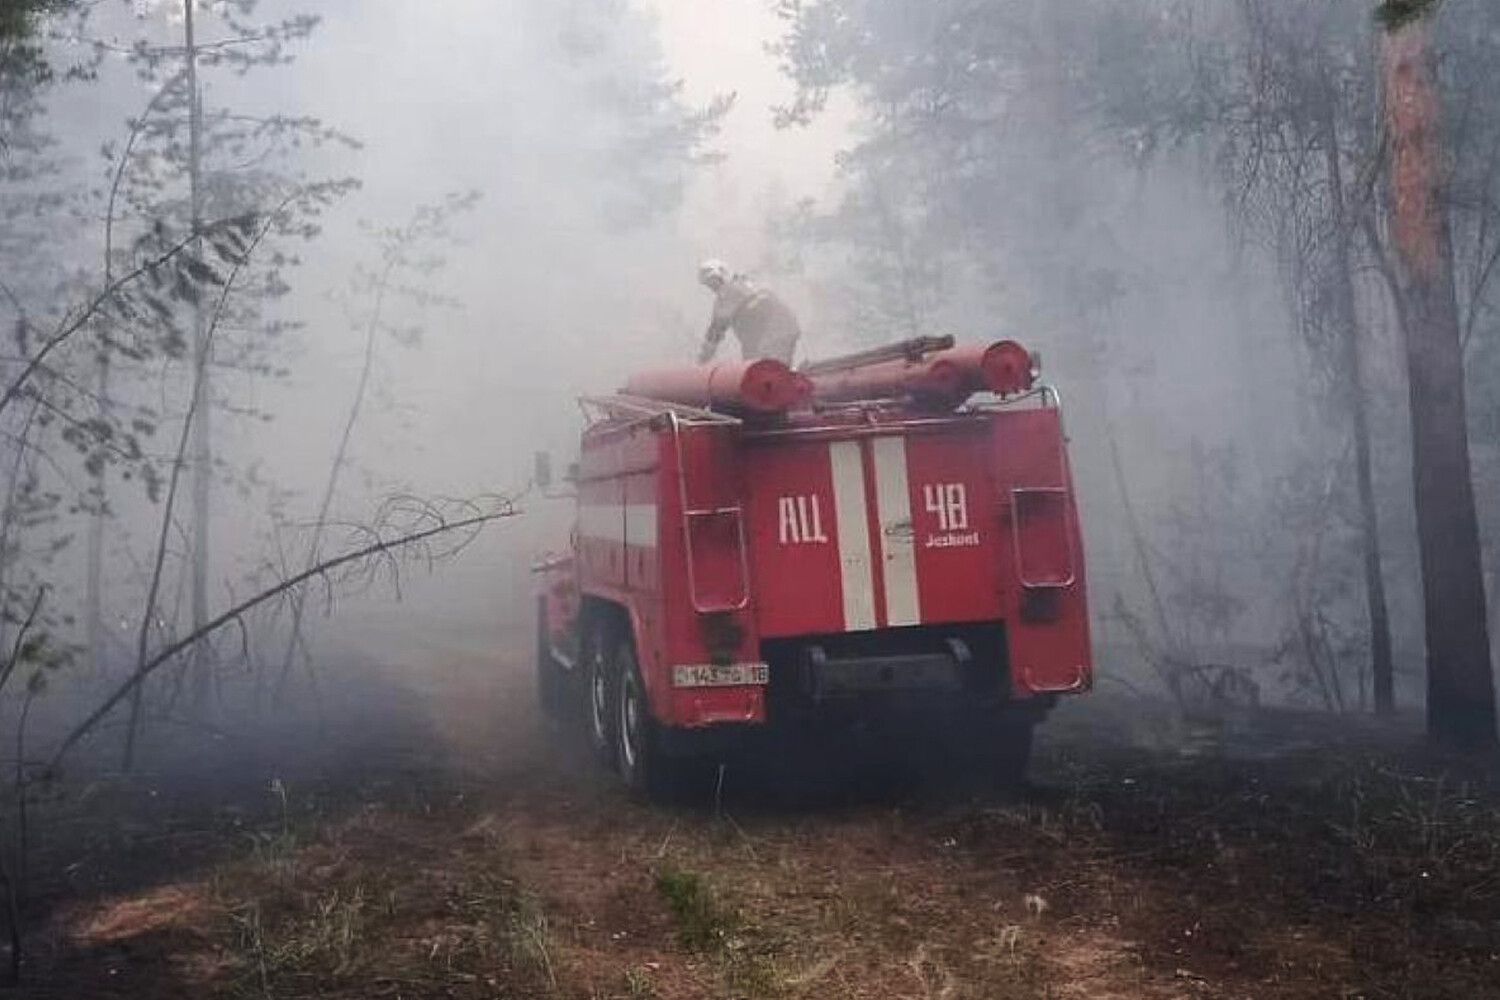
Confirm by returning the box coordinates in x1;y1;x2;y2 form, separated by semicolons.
828;440;877;631
578;504;657;547
872;435;921;627
624;503;658;547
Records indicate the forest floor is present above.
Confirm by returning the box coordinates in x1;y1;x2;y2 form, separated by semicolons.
14;622;1500;999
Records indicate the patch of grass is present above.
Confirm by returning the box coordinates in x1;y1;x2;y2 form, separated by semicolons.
623;965;659;998
655;865;736;952
240;779;301;886
505;890;557;989
724;948;782;996
655;864;785;996
225;883;372;993
223;879;386;996
211;802;566;998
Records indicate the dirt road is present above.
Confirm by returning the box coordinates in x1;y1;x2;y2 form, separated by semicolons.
24;621;1500;999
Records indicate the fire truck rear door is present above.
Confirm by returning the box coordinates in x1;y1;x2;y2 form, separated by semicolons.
745;424;1003;637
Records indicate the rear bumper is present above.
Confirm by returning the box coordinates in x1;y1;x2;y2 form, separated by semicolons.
803;640;967;700
659;621;1076;735
764;622;1010;708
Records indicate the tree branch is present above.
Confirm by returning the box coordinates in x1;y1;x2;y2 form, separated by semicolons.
0;588;46;702
1460;228;1500;354
0;230;205;418
48;498;518;773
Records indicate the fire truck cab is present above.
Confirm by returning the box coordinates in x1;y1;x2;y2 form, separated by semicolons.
534;337;1091;798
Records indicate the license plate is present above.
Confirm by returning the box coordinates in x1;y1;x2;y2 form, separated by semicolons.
672;663;769;688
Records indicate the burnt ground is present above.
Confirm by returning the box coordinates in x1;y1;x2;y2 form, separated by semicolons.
11;622;1500;1000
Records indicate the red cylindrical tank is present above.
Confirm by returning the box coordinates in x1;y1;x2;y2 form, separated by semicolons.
806;339;1034;408
624;359;811;414
975;340;1035;397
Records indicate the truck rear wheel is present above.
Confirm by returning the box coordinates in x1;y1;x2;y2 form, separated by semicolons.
615;639;672;800
585;620;617;769
535;597;565;719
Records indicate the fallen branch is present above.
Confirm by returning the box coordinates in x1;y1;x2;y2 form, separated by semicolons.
47;496;519;774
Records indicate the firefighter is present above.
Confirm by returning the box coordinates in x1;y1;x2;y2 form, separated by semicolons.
696;259;801;365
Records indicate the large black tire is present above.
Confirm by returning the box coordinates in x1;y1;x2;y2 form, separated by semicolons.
614;639;674;801
584;617;618;770
535;597;565;719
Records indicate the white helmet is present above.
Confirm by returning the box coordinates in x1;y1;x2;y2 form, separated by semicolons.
698;258;731;288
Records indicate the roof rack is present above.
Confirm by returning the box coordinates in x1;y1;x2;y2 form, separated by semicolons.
578;393;743;428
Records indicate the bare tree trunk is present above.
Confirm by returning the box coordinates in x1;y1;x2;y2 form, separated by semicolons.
184;0;213;710
1380;10;1496;750
0;588;44;986
88;229;113;681
1319;81;1397;715
0;402;39;659
272;260;394;703
91;82;178;681
122;197;295;768
125;330;208;770
85;353;110;678
1490;577;1500;662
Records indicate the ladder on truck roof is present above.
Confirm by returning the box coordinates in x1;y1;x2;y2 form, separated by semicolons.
796;334;955;375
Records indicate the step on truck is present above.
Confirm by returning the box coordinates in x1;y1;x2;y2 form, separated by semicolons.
533;336;1091;798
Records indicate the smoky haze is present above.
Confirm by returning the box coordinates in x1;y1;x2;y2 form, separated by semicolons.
259;0;858;654
10;5;1500;997
16;0;854;695
5;0;1497;764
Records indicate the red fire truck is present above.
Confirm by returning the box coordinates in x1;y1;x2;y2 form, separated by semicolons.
533;336;1091;797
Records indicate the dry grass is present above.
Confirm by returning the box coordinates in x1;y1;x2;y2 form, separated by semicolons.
630;813;1058;1000
24;648;1500;1000
956;711;1500;1000
209;801;556;999
38;770;561;999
